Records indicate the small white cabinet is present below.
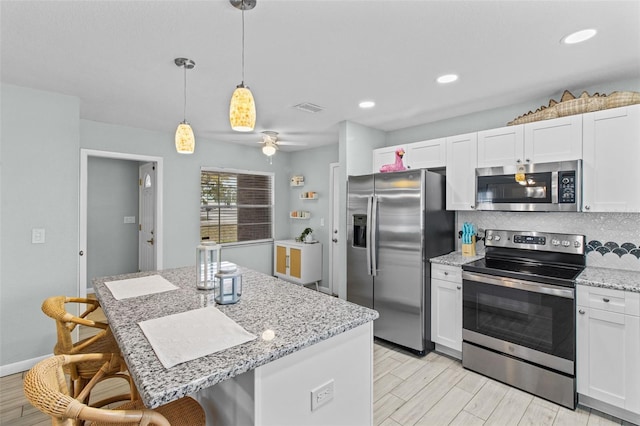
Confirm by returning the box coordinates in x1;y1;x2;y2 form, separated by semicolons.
446;132;477;211
477;125;525;167
406;138;446;169
523;114;583;163
431;263;463;358
582;104;640;212
577;285;640;420
273;240;322;286
372;144;408;173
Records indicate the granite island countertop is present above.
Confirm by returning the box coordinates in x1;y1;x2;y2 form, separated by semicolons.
430;250;485;267
93;266;378;408
575;266;640;293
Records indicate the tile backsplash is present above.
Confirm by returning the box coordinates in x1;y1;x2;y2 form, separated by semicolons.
457;211;640;271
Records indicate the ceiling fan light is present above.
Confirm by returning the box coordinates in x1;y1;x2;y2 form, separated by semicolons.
229;85;256;132
262;143;276;156
175;122;195;154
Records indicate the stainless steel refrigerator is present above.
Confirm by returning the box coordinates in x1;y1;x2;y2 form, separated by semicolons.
347;169;454;354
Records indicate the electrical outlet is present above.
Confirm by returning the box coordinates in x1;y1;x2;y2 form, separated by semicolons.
310;379;334;411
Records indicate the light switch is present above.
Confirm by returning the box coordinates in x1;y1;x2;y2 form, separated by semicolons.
124;216;136;224
32;228;45;244
320;217;325;227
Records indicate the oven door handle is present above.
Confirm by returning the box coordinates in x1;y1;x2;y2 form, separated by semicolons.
462;271;575;299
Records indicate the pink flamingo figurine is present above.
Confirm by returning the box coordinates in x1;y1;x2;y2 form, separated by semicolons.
380;148;407;173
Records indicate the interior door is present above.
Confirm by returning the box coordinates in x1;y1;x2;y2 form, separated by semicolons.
329;163;340;296
139;162;156;271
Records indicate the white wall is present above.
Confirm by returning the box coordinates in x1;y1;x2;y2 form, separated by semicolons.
1;84;80;368
87;157;140;285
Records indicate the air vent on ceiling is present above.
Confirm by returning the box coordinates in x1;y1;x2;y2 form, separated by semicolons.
292;102;325;113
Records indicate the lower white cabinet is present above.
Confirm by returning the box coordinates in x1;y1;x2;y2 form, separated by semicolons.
273;240;322;286
431;263;462;357
576;285;640;421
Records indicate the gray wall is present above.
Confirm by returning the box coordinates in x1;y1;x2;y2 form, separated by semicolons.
290;144;339;291
87;157;140;285
1;84;80;366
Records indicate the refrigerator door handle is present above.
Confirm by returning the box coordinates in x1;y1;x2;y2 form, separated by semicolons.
370;195;378;277
366;195;373;276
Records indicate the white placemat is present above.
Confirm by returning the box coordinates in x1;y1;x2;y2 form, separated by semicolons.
138;306;257;369
104;275;178;300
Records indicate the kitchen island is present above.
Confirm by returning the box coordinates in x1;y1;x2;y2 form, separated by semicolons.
93;266;378;426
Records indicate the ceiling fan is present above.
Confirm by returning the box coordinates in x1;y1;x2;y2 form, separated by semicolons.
258;131;306;157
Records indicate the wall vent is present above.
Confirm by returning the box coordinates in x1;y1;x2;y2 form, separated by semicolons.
292;102;325;113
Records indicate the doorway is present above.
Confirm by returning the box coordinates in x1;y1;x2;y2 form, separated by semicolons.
329;162;341;296
79;150;163;298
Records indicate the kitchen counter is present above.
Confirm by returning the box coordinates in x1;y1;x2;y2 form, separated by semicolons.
576;266;640;293
93;266;378;425
430;250;485;267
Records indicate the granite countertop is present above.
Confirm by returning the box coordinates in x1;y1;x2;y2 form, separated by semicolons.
430;250;485;267
576;266;640;293
93;266;378;408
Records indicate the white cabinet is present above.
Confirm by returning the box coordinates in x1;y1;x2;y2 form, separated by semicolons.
274;240;322;286
477;115;582;168
523;114;583;163
431;264;462;358
582;104;640;212
372;144;407;173
477;125;524;167
406;138;446;169
446;132;477;211
577;285;640;420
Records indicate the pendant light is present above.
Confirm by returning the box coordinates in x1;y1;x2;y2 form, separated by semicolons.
229;0;257;132
175;57;196;154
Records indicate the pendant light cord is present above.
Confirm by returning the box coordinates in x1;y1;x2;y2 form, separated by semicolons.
183;64;187;122
241;5;245;85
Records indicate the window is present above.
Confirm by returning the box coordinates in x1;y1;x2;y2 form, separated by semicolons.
200;168;273;244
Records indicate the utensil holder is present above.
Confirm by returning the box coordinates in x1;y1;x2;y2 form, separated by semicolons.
462;236;476;257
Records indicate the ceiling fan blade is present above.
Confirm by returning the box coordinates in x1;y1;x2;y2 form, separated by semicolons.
276;141;308;146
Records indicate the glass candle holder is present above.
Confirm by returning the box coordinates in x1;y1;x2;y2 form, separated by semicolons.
196;242;221;290
214;271;242;304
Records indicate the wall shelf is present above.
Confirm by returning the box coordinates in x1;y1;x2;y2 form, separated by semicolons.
300;192;318;200
290;211;311;219
290;175;305;187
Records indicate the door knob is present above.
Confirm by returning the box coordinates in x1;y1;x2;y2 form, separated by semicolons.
332;238;338;243
146;237;154;245
334;230;338;234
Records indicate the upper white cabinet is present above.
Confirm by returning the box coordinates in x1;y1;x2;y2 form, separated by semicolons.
446;132;477;211
576;285;640;420
523;115;583;163
406;138;446;169
582;104;640;212
477;125;524;167
372;144;407;173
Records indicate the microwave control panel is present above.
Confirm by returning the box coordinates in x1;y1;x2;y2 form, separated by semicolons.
558;171;576;204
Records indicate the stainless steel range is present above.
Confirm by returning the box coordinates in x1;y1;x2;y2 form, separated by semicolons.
461;229;586;409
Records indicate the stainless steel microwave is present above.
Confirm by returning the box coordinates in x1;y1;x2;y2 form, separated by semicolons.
476;160;581;212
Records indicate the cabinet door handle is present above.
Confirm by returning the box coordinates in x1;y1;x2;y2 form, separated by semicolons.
602;298;610;303
286;255;289;269
444;271;449;276
578;309;585;315
584;205;590;210
456;286;461;290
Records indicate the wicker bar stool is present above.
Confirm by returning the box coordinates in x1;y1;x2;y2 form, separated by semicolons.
24;353;205;426
41;296;135;407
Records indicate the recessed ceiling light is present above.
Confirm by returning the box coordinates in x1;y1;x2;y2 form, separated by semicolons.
436;74;458;84
562;29;597;44
359;100;376;109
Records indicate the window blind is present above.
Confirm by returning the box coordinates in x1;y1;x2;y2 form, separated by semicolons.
200;170;273;244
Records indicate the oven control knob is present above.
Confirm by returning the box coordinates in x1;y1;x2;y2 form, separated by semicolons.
574;241;581;248
486;235;493;241
494;235;501;241
562;240;570;247
551;239;560;246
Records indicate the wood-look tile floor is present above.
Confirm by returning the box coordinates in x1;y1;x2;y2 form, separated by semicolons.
2;337;633;425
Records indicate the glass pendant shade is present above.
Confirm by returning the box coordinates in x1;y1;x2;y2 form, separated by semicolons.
175;122;195;154
229;85;256;132
262;144;276;156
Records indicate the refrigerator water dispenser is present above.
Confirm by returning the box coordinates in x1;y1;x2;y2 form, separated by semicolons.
352;214;367;248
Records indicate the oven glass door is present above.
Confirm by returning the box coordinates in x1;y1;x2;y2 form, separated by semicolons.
463;277;574;362
477;172;552;204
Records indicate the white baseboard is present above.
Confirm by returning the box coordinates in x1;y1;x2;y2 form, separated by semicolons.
0;353;52;377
